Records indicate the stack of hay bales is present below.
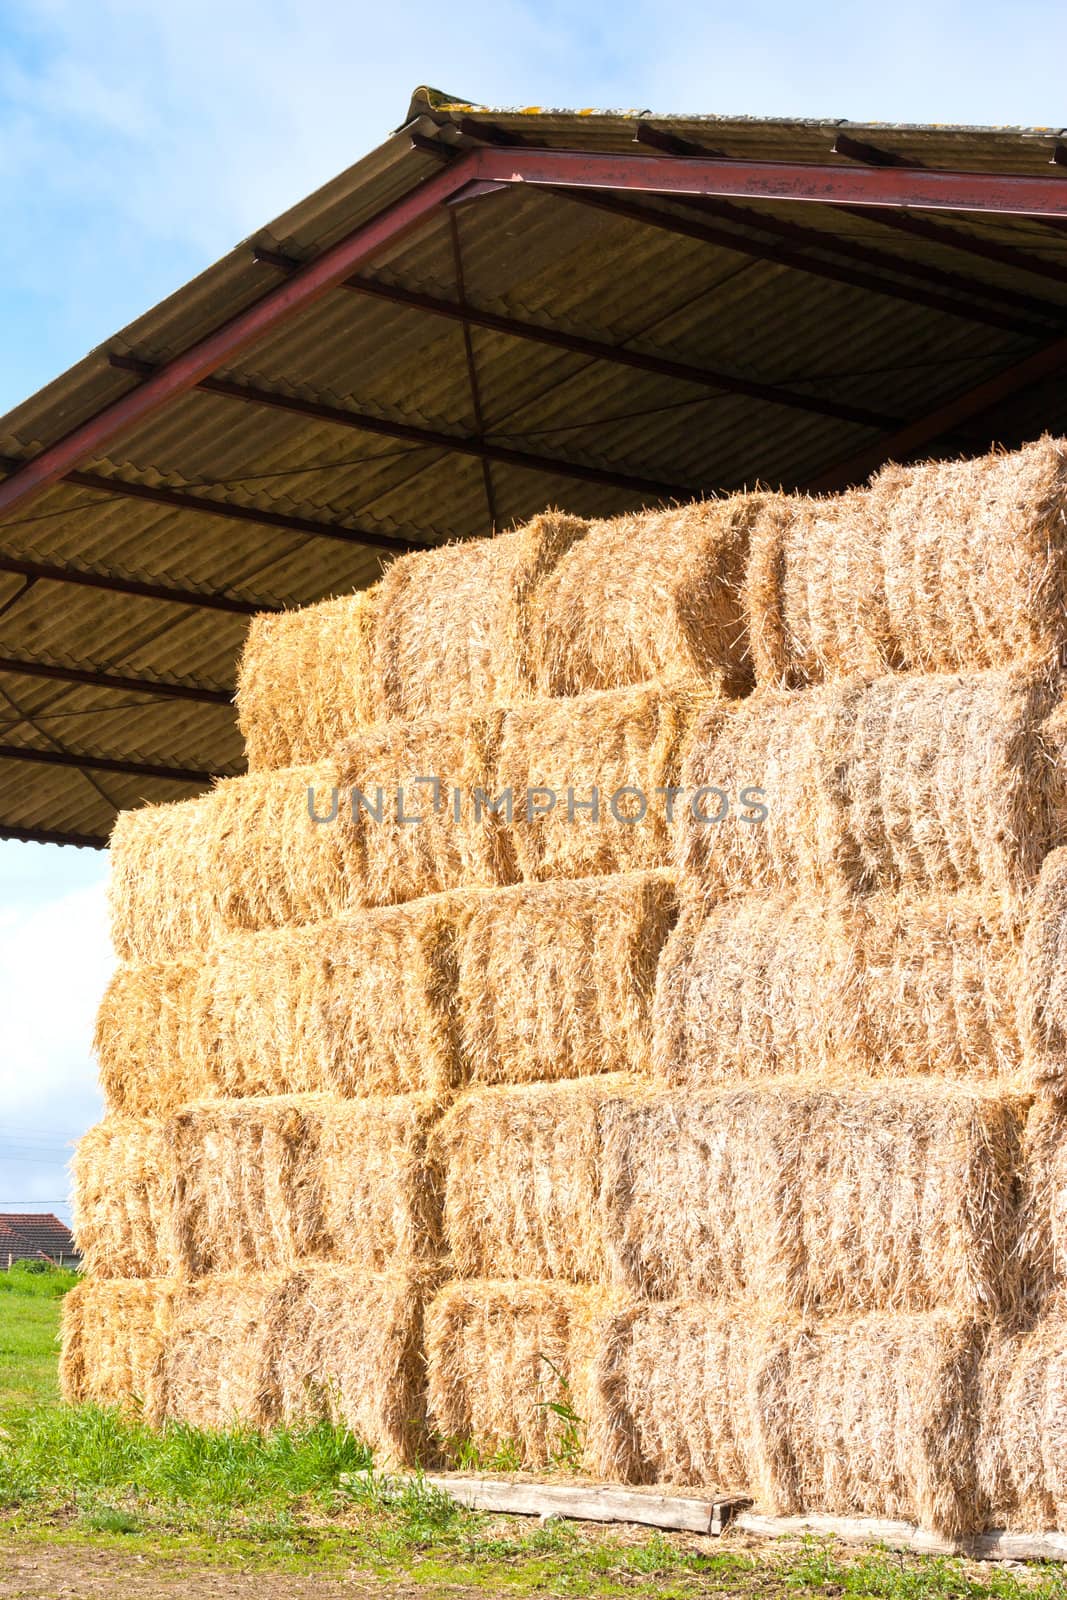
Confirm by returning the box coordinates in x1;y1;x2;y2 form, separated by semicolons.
65;436;1067;1538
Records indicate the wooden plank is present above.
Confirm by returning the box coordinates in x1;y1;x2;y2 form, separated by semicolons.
735;1512;1067;1563
423;1475;751;1535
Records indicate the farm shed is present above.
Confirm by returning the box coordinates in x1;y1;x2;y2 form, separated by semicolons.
2;93;1067;840
11;92;1067;1551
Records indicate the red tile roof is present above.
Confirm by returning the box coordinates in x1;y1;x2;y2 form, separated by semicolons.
0;1213;76;1263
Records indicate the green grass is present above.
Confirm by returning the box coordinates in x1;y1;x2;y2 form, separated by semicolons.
2;1269;1067;1596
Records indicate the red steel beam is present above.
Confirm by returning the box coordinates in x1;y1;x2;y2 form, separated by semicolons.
255;248;898;430
474;146;1067;219
0;654;234;705
806;332;1067;491
0;742;223;785
109;354;700;499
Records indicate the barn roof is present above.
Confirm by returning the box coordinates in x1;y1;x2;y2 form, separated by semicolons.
3;88;1067;847
0;1213;77;1263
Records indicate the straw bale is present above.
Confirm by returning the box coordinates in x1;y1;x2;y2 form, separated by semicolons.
602;1081;1027;1316
679;668;1060;903
453;870;677;1087
434;1077;629;1283
435;1077;1025;1314
499;682;718;882
745;438;1067;684
334;707;511;906
95;956;204;1116
425;1280;622;1472
108;761;354;964
162;1266;435;1457
978;1313;1067;1531
374;512;588;722
1021;846;1067;1095
272;1263;439;1464
59;1278;172;1422
73;1095;443;1279
1015;1100;1067;1305
530;495;784;700
170;1093;442;1278
237;586;381;771
653;890;1023;1089
606;1304;984;1533
72;1118;176;1279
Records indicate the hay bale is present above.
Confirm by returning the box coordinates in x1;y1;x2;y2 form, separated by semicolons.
59;1278;172;1422
163;1266;434;1459
1021;846;1067;1095
653;890;1023;1089
434;1077;628;1284
529;495;783;700
109;705;512;965
273;1264;439;1464
72;1119;176;1280
499;682;715;883
679;668;1060;903
745;437;1067;684
454;870;677;1088
425;1280;622;1473
237;587;380;771
94;957;205;1118
374;512;588;722
108;761;353;964
74;1095;443;1279
601;1082;1028;1316
435;1077;1025;1315
335;708;511;907
98;873;673;1120
978;1314;1067;1531
605;1304;983;1533
1016;1100;1067;1306
170;1093;443;1278
597;1299;784;1497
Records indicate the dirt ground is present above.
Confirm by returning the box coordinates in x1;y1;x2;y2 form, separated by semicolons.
0;1544;485;1600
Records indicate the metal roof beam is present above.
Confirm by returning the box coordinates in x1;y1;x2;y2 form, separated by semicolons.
552;187;1051;336
0;654;234;706
109;355;699;500
41;463;422;555
806;331;1067;491
254;247;899;431
0;742;224;785
638;121;1067;307
0;823;107;849
475;144;1067;220
0;550;275;615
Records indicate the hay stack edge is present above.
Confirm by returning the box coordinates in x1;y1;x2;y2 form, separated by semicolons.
67;436;1067;1540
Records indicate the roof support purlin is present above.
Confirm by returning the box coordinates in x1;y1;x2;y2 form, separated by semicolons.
0;654;234;705
0;742;220;785
0;551;278;615
108;356;699;500
2;143;1067;530
253;248;899;431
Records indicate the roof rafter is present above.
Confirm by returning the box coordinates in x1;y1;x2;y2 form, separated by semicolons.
0;551;280;615
109;355;700;500
0;742;225;785
254;248;900;430
0;654;234;705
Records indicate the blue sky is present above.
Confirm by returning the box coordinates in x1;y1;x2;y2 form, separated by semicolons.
1;0;1065;1220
